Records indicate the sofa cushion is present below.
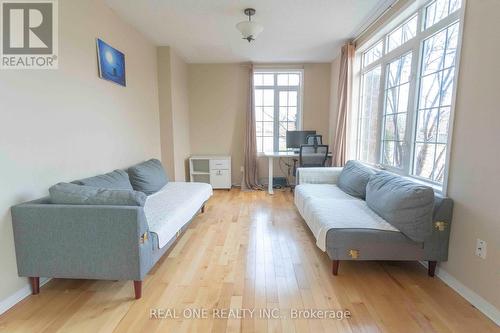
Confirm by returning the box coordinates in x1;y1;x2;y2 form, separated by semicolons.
366;171;434;242
76;169;133;190
49;182;146;206
128;159;168;195
299;198;399;251
337;160;376;199
294;184;359;216
145;182;212;248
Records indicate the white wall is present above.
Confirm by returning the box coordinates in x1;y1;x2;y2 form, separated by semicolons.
0;0;161;304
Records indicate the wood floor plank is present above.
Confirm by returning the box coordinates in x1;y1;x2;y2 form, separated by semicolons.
0;189;496;333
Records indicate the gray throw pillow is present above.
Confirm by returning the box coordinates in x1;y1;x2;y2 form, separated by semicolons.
49;182;146;206
75;169;133;190
127;159;168;195
337;160;376;199
366;171;434;242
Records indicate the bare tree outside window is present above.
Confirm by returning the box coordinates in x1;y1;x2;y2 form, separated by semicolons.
354;0;462;190
413;22;459;183
382;53;412;168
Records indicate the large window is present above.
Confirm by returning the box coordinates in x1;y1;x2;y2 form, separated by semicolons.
254;71;303;152
354;0;463;191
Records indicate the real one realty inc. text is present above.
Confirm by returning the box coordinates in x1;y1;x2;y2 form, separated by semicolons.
150;308;352;320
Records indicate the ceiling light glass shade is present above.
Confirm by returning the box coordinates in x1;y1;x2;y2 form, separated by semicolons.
236;20;264;41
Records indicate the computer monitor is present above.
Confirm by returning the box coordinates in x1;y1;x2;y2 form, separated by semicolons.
286;130;317;150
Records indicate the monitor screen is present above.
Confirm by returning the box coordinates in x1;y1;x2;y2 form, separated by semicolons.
286;130;317;149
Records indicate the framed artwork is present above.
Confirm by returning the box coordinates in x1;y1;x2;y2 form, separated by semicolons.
96;38;126;86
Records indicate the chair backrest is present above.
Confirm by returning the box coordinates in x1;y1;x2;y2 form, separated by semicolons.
306;134;323;146
299;144;329;168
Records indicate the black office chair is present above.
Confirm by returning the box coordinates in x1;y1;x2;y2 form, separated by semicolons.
293;144;329;176
306;134;323;146
299;144;329;167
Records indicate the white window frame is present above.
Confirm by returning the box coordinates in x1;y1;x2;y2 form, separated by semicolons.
353;0;466;194
253;69;304;153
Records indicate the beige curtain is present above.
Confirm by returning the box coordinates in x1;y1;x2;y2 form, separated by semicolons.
243;64;263;190
332;43;355;167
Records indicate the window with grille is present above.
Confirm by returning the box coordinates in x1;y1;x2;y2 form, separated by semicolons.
253;71;303;152
354;0;463;192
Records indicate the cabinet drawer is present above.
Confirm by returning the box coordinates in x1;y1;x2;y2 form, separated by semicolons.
210;159;230;170
210;169;231;189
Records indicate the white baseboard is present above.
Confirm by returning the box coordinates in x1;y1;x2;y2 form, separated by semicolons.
420;261;499;326
0;278;51;316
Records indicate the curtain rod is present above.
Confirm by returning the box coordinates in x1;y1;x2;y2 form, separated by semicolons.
353;0;400;44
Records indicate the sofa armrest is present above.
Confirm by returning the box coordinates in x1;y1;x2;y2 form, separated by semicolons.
296;167;343;185
11;203;152;281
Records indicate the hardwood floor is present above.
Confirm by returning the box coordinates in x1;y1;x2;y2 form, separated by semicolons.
0;189;497;332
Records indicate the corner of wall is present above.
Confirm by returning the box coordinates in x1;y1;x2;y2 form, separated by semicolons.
157;47;176;178
157;47;191;181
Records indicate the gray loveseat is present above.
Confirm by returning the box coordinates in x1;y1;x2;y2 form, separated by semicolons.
11;159;212;299
295;161;453;276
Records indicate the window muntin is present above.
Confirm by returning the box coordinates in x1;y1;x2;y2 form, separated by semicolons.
253;73;274;86
254;71;303;153
387;14;418;53
381;52;413;168
412;22;459;183
277;73;300;86
363;40;383;68
424;0;462;29
357;66;382;163
354;0;463;190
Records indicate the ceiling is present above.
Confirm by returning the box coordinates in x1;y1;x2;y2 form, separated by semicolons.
105;0;391;63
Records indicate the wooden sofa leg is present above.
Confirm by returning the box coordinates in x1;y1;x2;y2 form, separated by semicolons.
201;204;205;213
428;261;437;277
29;277;40;295
133;280;142;299
332;260;340;276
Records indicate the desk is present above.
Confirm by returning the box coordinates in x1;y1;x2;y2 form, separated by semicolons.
263;151;332;194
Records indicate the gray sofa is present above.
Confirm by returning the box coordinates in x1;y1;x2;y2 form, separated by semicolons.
295;161;453;276
11;159;212;299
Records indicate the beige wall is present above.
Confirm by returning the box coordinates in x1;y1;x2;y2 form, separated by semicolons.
157;47;191;181
442;0;500;310
302;64;332;139
170;51;191;181
188;63;332;185
157;48;175;177
0;0;160;304
188;64;247;184
353;0;500;310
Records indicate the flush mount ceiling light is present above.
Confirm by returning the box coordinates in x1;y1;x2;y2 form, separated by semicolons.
236;8;263;43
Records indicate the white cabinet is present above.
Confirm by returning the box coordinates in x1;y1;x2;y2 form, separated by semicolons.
189;155;231;190
210;169;230;189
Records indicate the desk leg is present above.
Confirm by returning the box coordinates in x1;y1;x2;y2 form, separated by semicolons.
268;156;274;194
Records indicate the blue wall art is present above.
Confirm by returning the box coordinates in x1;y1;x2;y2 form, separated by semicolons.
96;38;126;87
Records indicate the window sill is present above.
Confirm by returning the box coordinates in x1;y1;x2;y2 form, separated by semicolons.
357;161;444;195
